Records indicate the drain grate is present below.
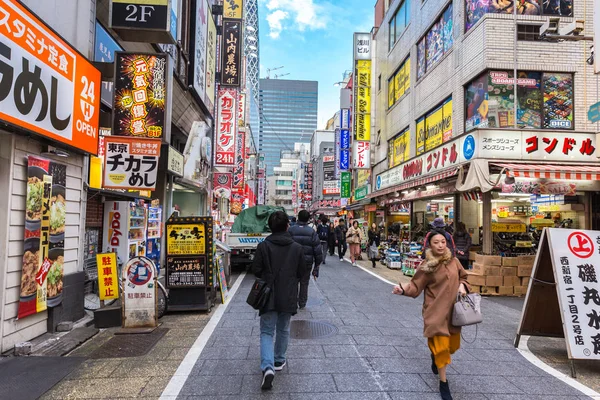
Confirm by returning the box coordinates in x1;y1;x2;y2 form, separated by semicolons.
290;320;338;339
89;328;168;359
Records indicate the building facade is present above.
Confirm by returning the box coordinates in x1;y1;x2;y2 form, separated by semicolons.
368;0;599;254
265;144;309;215
258;79;318;175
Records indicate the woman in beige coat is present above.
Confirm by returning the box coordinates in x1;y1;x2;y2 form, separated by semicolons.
392;232;470;400
346;220;364;266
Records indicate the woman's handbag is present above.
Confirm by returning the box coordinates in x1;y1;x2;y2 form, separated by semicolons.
246;279;271;310
452;293;483;327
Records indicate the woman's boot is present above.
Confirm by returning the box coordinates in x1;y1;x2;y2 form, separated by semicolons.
439;380;452;400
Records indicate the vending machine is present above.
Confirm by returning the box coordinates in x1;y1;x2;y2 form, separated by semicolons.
146;206;162;273
103;201;147;266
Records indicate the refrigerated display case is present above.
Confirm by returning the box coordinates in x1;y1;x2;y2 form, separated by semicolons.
103;201;147;266
146;206;162;273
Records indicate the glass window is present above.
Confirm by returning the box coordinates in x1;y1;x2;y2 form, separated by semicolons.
388;0;410;50
417;4;452;80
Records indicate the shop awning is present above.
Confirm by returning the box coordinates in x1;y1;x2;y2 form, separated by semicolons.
492;163;600;180
369;167;459;199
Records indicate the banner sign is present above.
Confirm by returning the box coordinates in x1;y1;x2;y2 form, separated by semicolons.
96;253;119;300
341;109;350;130
221;20;242;87
258;177;266;205
18;157;67;319
113;53;167;138
215;88;237;166
0;0;101;155
354;60;371;141
103;136;161;190
340;128;351;171
502;181;577;196
353;32;371;60
292;180;297;207
192;0;209;106
323;180;340;195
355;185;368;201
223;0;244;19
233;131;245;189
335;128;341;178
94;21;122;63
341;172;351;198
238;92;246;126
214;172;232;199
353;141;371;169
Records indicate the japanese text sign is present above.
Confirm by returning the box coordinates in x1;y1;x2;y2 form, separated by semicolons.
353;32;371;60
94;21;121;63
0;0;101;155
192;0;208;106
110;0;177;44
167;256;206;287
122;256;157;329
167;224;206;255
233;130;245;189
223;0;243;19
113;53;167;138
103;136;161;190
215;88;237;166
544;229;600;359
96;252;119;300
353;140;371;169
341;172;351;198
205;3;216;112
221;20;242;87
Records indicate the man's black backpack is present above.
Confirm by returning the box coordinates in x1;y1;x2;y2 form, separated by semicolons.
317;225;328;241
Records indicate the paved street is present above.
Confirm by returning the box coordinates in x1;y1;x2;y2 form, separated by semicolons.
170;256;594;399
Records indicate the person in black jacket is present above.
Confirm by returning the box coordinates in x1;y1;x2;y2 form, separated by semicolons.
334;220;348;261
316;219;330;264
453;221;472;270
252;211;307;390
289;210;323;309
327;222;336;256
367;223;381;268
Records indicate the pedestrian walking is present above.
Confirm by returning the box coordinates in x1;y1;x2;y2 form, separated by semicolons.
327;222;336;256
453;222;472;270
346;220;364;266
289;210;323;309
316;219;329;264
251;211;307;390
421;217;456;259
392;232;471;400
367;223;381;268
334;219;348;260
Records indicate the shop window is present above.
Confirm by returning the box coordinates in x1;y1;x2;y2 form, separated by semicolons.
517;24;542;41
388;57;410;109
388;127;410;168
389;0;410;50
417;4;452;80
465;70;573;131
416;97;452;155
466;0;572;32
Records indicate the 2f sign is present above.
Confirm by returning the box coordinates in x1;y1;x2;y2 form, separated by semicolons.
125;4;155;22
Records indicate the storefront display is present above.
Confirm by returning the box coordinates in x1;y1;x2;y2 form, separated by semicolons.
146;206;162;272
103;201;148;264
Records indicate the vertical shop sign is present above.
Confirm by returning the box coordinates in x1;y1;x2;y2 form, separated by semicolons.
335;128;341;178
238;92;246;126
340;128;351;171
213;172;232;199
341;172;351;198
215;88;237;166
113;53;167;138
292;180;297;208
353;141;371;169
96;253;119;300
205;3;217;112
0;0;102;155
233;131;245;189
192;0;209;104
595;0;600;74
19;156;67;319
221;20;242;87
103;136;162;190
223;0;244;19
354;60;371;141
323;153;339;195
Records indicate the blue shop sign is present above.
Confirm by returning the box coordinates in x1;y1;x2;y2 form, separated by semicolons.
94;21;123;62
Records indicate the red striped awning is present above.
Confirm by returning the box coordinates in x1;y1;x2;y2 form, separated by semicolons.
493;163;600;180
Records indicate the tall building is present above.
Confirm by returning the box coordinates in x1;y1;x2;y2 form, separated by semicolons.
259;79;318;175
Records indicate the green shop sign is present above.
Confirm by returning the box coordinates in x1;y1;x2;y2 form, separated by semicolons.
355;186;368;200
341;172;351;198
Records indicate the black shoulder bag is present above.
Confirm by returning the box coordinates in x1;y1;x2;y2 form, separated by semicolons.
246;247;275;310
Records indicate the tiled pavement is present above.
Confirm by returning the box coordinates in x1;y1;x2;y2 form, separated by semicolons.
175;257;593;399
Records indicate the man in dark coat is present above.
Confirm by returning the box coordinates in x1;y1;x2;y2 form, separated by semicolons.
252;211;307;390
289;210;323;309
334;219;348;261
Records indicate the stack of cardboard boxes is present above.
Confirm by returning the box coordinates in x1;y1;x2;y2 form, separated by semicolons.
467;253;535;296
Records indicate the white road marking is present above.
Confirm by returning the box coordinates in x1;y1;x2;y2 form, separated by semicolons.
517;335;600;399
343;254;600;399
159;272;247;400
